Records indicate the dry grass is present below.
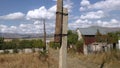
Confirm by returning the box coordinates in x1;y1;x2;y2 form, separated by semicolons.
0;49;120;68
77;50;120;68
0;53;58;68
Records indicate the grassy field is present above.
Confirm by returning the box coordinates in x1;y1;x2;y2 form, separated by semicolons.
0;53;58;68
77;50;120;68
0;49;120;68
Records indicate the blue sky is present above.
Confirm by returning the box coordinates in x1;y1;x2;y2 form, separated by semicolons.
0;0;120;34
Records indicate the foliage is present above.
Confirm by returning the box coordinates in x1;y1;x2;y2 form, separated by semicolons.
95;30;120;43
49;42;60;49
31;39;44;48
0;37;4;49
67;30;78;45
0;37;44;50
75;39;84;52
107;32;119;44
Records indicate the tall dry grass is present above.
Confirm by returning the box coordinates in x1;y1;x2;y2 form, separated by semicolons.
0;53;58;68
77;50;120;68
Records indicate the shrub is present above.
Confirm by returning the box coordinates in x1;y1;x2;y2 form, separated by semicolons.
75;39;84;53
49;42;60;49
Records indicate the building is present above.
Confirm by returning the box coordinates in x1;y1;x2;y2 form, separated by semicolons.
77;26;120;54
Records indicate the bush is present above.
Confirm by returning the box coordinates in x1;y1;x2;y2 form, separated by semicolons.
49;42;60;49
13;48;18;53
75;39;84;53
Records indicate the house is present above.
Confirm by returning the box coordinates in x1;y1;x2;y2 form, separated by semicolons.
77;26;120;54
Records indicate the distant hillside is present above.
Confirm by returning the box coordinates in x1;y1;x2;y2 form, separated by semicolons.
0;33;54;38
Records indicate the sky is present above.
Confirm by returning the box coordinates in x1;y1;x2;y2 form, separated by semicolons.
0;0;120;34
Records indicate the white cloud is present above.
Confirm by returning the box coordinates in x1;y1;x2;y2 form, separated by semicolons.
48;5;56;12
80;10;105;19
26;6;56;20
80;7;86;11
0;20;55;34
69;19;92;29
64;0;73;12
96;19;120;27
69;18;120;30
80;0;90;6
88;0;120;11
33;20;41;25
0;12;25;20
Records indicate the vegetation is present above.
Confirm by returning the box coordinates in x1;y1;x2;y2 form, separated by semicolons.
107;32;120;44
78;50;120;68
67;30;78;46
95;30;120;44
75;39;84;53
67;30;84;53
49;42;60;49
0;38;44;50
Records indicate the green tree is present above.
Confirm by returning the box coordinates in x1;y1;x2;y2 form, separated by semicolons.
19;40;32;49
49;41;60;49
75;39;84;53
0;37;4;49
67;30;78;46
32;39;44;48
107;32;118;44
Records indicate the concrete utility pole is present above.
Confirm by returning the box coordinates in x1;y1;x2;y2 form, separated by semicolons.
59;8;68;68
54;0;68;68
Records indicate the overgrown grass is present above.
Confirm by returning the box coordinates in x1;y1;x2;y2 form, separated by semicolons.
0;52;58;68
77;50;120;68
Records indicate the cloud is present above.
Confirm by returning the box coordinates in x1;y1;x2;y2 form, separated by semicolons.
89;0;120;11
0;12;25;20
0;20;55;34
69;18;120;30
64;0;74;12
80;10;105;19
80;0;120;11
80;0;90;6
80;7;86;11
26;6;56;20
96;19;120;27
69;19;92;29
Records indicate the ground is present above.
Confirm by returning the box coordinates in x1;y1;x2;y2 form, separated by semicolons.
0;48;120;68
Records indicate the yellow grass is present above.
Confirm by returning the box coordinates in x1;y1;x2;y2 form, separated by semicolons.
77;50;120;68
0;53;58;68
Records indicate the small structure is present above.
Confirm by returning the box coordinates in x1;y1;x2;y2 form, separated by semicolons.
77;26;120;54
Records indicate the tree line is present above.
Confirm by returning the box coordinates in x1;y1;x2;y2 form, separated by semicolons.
96;30;120;44
0;38;44;50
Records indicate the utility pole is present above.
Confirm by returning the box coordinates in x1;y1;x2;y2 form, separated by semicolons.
54;0;68;68
43;19;46;51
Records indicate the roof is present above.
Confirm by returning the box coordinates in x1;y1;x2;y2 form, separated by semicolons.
79;26;120;35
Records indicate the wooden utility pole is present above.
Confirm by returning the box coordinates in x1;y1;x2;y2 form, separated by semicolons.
43;19;46;50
